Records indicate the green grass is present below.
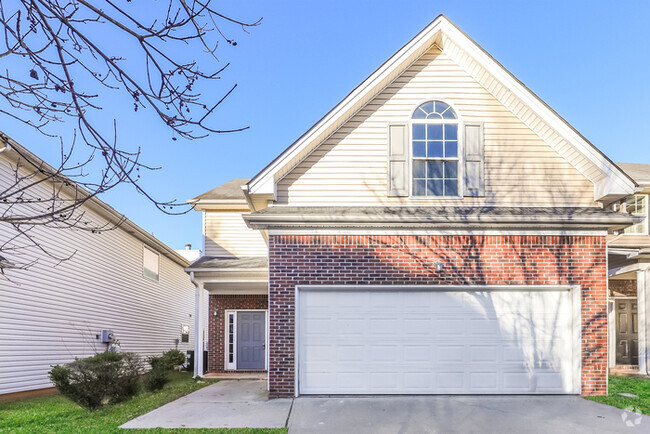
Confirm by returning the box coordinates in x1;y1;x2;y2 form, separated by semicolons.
0;372;287;434
586;375;650;415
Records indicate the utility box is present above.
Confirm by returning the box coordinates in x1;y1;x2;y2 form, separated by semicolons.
100;329;114;343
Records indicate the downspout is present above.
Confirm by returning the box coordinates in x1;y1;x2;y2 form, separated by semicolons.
637;268;650;375
189;271;201;378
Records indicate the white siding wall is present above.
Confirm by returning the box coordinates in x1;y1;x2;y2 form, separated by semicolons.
276;48;595;207
0;157;198;395
204;211;267;257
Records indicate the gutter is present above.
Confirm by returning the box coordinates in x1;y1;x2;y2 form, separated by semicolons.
0;131;189;268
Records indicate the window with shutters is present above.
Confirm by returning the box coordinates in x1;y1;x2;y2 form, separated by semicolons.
411;101;459;197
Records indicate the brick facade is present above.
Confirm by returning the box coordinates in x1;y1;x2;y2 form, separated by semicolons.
268;234;608;397
207;294;268;373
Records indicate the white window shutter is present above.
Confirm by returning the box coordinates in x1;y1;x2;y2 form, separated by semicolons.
388;123;409;197
464;122;485;196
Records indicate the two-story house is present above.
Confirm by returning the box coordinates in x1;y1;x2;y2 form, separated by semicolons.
186;16;638;397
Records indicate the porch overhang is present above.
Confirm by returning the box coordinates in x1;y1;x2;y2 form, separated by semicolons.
185;256;268;294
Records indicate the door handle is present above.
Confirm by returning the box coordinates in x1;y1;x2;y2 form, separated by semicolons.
262;343;265;350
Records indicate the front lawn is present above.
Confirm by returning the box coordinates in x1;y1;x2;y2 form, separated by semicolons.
0;372;286;433
586;375;650;415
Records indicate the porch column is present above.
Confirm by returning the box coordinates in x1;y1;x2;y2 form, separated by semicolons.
193;280;206;378
639;267;650;375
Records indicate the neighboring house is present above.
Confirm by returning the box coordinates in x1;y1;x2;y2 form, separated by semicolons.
188;15;638;397
176;244;202;263
608;162;650;374
0;134;197;397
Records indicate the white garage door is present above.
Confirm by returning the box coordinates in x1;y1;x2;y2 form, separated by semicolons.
297;287;579;395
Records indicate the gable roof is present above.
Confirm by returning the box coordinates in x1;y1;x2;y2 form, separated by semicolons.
617;163;650;186
246;15;635;202
190;178;250;202
0;132;190;267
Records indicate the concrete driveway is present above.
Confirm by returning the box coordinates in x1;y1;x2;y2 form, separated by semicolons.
289;395;650;433
121;380;650;432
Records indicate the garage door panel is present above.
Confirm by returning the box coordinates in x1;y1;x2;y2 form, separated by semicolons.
298;288;577;395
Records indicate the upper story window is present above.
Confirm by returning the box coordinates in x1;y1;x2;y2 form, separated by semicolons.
624;195;649;235
143;245;160;281
411;101;459;197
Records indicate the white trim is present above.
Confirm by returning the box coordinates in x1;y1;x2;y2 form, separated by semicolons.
247;15;635;200
224;309;268;371
408;98;464;200
268;229;608;236
225;310;237;370
294;284;582;396
142;245;160;281
249;18;446;196
298;284;574;292
623;194;649;236
439;20;635;197
572;284;582;394
201;211;206;255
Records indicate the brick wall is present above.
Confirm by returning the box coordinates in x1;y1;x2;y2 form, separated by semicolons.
207;294;268;373
268;234;608;397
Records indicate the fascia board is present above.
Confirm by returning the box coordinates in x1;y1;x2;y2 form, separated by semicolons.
438;20;636;197
247;17;447;195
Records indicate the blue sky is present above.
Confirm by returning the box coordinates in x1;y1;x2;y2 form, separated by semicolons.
3;1;650;253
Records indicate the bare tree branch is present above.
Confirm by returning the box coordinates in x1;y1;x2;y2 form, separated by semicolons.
0;1;260;268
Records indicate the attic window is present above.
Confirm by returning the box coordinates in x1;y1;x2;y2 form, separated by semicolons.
411;101;459;197
624;195;648;235
143;246;160;281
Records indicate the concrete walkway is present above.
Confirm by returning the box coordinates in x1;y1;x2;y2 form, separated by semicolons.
122;380;650;432
120;380;292;429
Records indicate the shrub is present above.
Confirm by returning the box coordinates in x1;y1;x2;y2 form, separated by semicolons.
49;352;144;409
144;366;169;391
161;349;186;369
144;350;187;391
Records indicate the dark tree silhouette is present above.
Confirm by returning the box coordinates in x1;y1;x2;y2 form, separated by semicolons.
0;1;260;268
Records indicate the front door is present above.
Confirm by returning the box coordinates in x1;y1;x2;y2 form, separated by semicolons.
237;311;265;369
616;299;638;365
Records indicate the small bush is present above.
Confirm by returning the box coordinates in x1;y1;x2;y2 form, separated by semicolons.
162;349;186;369
144;366;169;391
144;350;187;391
49;352;144;409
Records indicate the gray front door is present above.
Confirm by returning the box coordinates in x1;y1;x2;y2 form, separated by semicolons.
237;311;265;369
616;299;638;365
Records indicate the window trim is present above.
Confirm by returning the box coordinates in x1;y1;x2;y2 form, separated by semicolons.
623;194;649;235
142;245;160;281
408;98;464;199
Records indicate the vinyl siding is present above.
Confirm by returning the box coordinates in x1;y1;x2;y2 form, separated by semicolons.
0;156;199;395
276;48;595;207
203;211;267;257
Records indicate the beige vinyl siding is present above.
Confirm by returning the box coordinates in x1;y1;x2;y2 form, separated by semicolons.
608;234;650;248
204;211;267;257
276;48;595;206
0;157;199;395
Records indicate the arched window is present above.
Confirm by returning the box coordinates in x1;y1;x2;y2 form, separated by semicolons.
411;101;459;197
